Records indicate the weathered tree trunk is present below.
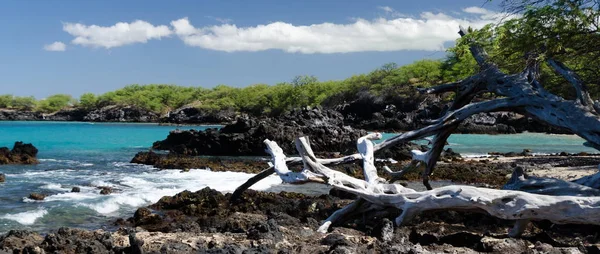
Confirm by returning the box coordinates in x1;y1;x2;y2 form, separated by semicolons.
231;27;600;237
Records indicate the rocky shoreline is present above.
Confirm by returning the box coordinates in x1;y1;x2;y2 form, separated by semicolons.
0;142;38;165
2;154;600;253
1;96;570;135
2;104;599;252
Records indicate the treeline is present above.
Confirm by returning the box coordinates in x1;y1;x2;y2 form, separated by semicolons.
0;59;456;115
2;0;597;115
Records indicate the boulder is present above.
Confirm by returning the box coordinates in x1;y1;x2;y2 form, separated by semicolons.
0;142;38;165
99;187;112;195
28;193;46;201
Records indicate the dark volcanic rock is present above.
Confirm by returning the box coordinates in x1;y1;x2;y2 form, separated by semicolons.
42;227;115;254
329;90;566;134
161;106;237;124
84;105;159;122
0;109;41;121
131;151;267;173
0;230;44;252
45;108;89;121
153;107;368;156
71;186;81;192
99;187;113;195
0;142;38;165
141;187;343;233
28;193;46;201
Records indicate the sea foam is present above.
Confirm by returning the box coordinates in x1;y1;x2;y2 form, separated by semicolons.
0;208;48;225
78;169;283;214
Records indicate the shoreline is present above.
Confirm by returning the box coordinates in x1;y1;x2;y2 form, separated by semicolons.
2;153;600;252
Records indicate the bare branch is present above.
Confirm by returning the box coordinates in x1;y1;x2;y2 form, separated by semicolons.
547;59;597;110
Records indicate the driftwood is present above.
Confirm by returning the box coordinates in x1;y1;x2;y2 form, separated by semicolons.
230;27;600;236
264;135;600;236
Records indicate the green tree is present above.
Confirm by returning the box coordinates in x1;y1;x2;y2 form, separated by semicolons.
36;94;76;113
11;96;37;111
0;95;13;108
78;93;98;110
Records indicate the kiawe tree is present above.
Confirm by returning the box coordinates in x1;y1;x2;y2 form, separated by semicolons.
231;0;600;237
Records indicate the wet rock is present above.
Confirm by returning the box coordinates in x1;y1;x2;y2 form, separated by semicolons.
99;187;112;195
133;207;162;226
130;151;266;173
0;142;39;165
71;186;80;192
0;173;4;183
28;193;46;201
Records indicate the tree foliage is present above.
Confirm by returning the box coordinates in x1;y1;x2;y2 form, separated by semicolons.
36;94;76;113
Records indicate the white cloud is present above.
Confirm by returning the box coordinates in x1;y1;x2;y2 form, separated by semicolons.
463;6;492;15
43;41;66;51
205;15;233;24
56;6;513;53
62;20;172;49
377;6;410;18
378;6;394;13
170;7;511;54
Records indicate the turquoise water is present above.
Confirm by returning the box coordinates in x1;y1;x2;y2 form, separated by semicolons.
0;121;597;233
381;132;599;156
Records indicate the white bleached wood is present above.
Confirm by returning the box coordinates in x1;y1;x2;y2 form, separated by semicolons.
572;170;600;190
503;167;600;196
266;137;600;236
357;133;384;184
264;139;324;184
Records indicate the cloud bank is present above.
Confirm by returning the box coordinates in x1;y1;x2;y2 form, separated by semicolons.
62;20;172;49
57;6;512;53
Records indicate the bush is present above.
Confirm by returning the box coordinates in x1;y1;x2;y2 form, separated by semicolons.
36;94;76;113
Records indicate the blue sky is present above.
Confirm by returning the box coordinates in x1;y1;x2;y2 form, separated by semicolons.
0;0;502;98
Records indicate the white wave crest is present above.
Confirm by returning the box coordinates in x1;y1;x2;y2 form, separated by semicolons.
0;208;48;225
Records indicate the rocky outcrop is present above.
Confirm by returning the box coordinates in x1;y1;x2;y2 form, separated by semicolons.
131;151;268;172
332;91;568;134
44;108;89;121
84;105;159;122
153;107;369;156
0;109;41;121
161;106;237;124
0;142;38;165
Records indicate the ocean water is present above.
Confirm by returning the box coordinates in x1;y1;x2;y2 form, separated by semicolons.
0;121;598;233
